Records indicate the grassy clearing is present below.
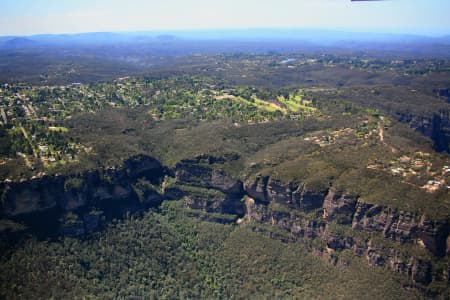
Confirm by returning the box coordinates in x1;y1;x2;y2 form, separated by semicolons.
278;93;317;113
48;126;69;133
252;96;286;113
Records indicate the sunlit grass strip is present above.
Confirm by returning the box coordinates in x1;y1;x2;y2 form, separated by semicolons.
48;126;69;132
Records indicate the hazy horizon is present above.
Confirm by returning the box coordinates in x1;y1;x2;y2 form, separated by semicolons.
1;0;449;37
1;27;449;39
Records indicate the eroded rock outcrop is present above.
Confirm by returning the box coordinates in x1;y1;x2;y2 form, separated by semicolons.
240;175;449;291
1;175;64;216
418;216;449;257
175;155;243;195
397;110;450;152
183;191;244;216
244;175;327;211
351;202;420;243
0;155;165;237
243;175;270;203
322;190;358;224
173;154;245;215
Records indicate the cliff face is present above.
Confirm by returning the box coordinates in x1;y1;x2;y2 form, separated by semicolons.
1;175;65;216
175;160;244;195
174;155;245;216
397;109;450;152
243;175;327;211
350;200;449;257
0;155;164;237
241;177;450;290
1;155;449;294
322;190;358;224
243;192;438;285
435;88;450;104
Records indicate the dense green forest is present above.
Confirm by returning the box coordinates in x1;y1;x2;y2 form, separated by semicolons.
0;201;425;299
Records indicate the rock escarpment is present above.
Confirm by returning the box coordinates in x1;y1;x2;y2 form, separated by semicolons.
435;88;450;104
0;155;165;237
322;189;449;257
241;179;450;291
244;175;327;211
1;154;449;295
170;154;245;216
174;154;243;194
397;109;450;152
0;154;245;236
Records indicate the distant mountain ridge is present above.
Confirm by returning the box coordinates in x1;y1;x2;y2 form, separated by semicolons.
1;28;450;87
0;37;38;49
1;29;449;50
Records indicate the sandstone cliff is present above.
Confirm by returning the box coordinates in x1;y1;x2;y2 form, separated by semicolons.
1;155;449;296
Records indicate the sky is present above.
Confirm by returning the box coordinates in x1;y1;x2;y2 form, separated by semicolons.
1;0;449;36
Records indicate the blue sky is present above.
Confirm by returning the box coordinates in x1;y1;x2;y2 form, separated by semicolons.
1;0;449;36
